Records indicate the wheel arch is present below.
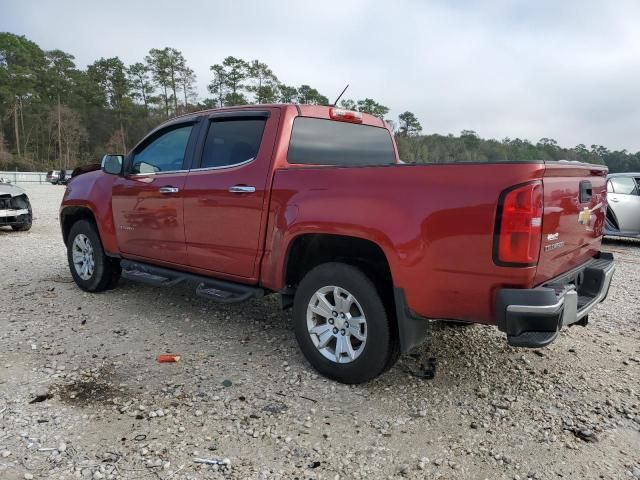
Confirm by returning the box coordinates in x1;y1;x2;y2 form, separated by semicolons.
282;233;397;332
284;233;393;288
605;203;620;231
60;206;98;246
281;232;433;355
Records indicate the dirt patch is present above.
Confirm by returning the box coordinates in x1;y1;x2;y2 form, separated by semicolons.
54;364;130;406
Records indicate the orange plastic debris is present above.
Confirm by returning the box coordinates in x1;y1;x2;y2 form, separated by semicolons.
157;354;181;363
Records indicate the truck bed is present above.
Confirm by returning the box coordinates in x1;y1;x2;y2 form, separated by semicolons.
264;160;608;325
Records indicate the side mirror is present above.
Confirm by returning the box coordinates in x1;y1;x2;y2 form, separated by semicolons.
101;154;124;175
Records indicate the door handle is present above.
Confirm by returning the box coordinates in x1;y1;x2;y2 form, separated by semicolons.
228;185;256;193
159;186;179;194
609;198;619;203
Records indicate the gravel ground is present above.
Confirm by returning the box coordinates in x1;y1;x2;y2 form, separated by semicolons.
1;184;639;480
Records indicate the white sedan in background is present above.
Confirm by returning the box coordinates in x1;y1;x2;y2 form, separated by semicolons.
605;173;640;239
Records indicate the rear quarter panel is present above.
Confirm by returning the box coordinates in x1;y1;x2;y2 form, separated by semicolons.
262;162;548;324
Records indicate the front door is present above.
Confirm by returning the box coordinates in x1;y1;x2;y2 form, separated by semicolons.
183;109;280;279
112;122;198;266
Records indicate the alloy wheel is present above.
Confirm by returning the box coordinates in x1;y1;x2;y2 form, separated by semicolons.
306;285;367;364
72;233;95;280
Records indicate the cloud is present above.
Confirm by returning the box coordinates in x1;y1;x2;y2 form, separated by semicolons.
2;0;639;150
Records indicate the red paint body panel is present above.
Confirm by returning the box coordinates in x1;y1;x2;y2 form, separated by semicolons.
262;163;547;324
535;163;608;284
183;108;281;279
112;172;188;265
61;104;608;328
62;170;120;255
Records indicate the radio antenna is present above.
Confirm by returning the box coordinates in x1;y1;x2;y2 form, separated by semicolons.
332;84;349;106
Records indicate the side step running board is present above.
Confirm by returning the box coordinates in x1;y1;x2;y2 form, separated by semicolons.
120;259;263;304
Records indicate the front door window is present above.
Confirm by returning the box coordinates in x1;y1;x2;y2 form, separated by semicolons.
132;125;193;174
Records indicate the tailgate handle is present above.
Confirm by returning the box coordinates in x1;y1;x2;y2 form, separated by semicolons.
579;181;592;203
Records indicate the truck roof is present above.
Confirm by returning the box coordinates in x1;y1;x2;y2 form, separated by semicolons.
172;104;388;128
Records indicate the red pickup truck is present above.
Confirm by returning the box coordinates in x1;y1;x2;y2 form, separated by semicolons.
60;104;615;383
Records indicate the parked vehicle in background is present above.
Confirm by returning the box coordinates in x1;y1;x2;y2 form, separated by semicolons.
605;173;640;239
60;104;615;383
47;170;73;185
60;170;74;185
47;170;61;184
0;178;32;231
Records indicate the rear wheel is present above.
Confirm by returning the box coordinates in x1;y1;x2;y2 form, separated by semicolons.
293;262;394;384
67;220;120;292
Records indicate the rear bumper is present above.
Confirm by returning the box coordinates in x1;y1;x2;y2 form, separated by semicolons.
496;252;615;348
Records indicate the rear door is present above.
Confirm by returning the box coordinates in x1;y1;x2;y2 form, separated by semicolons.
534;162;608;284
183;109;280;279
112;120;199;266
608;175;640;233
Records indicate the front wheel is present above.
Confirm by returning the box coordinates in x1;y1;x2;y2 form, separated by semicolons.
67;220;120;292
293;262;395;384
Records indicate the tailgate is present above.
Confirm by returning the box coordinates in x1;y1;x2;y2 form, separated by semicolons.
534;161;608;284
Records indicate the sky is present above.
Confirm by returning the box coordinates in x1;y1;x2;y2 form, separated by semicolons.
2;0;639;151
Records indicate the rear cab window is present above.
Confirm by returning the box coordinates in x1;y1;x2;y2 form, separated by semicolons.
287;117;396;166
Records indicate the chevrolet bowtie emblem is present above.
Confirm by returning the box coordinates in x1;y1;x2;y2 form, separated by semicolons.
578;207;592;225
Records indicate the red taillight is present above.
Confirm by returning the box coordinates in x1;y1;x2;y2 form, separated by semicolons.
329;107;363;123
494;181;543;266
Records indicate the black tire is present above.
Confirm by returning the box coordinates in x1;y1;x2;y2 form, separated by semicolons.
293;262;395;384
67;219;121;292
11;197;32;232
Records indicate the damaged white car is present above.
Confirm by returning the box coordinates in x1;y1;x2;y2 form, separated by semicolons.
0;179;32;231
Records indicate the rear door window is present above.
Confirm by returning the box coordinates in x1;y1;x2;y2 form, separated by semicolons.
199;118;266;169
610;176;638;195
287;117;395;166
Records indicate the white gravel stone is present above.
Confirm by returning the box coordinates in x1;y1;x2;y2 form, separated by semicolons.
0;184;637;480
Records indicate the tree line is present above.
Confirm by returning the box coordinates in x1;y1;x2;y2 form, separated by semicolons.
1;32;638;173
396;131;640;172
